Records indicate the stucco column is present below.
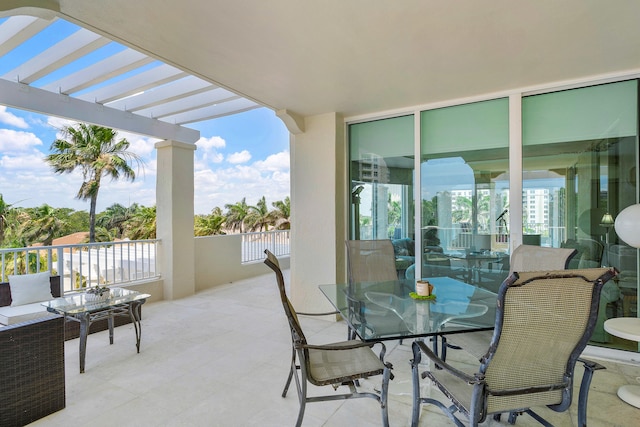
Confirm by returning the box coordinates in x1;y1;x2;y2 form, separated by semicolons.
155;140;196;300
289;112;347;313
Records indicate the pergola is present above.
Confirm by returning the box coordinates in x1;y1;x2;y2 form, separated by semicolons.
2;1;640;312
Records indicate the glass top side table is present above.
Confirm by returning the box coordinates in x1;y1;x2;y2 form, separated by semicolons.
42;288;150;373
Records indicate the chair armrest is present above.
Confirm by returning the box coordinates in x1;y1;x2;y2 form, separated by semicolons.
296;310;340;316
412;340;482;384
303;340;382;352
577;357;606;371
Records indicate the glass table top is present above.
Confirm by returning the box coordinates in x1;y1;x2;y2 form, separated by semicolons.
319;277;497;341
41;288;150;315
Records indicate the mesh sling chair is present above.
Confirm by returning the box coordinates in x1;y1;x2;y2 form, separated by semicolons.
441;245;578;361
345;239;399;284
411;267;616;427
263;250;393;427
345;239;402;340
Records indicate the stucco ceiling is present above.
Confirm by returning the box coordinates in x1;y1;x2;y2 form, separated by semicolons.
5;1;640;122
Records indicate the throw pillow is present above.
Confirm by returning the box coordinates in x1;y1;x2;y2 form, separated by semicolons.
9;271;53;306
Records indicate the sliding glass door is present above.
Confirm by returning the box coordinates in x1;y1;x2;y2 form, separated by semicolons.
522;80;638;346
419;98;510;290
349;115;415;277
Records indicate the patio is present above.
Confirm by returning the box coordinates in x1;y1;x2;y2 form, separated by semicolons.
31;270;640;427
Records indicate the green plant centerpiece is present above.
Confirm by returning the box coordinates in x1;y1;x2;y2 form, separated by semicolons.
84;284;111;302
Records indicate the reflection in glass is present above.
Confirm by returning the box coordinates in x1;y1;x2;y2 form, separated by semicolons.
349;115;415;278
522;80;638;347
419;99;510;291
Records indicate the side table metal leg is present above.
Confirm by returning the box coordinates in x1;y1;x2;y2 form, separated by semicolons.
108;311;114;345
129;302;143;353
79;313;90;373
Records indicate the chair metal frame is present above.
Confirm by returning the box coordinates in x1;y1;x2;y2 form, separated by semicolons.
264;250;392;427
411;268;616;427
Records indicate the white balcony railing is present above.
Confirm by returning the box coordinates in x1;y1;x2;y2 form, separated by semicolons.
0;240;159;294
241;230;290;263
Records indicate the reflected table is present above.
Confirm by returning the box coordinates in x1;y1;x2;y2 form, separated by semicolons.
319;277;497;342
604;317;640;409
42;288;150;373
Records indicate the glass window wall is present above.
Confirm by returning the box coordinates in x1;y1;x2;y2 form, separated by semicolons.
349;115;415;277
419;98;509;291
522;80;638;347
347;79;639;352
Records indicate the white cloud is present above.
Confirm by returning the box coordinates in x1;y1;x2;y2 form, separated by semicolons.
227;150;251;164
117;131;159;157
195;136;225;164
192;150;290;214
47;116;76;135
253;150;290;171
0;129;43;152
0;153;49;173
197;135;225;150
0;106;28;129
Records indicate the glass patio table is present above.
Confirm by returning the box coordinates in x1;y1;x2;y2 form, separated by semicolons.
319;276;497;342
42;288;150;373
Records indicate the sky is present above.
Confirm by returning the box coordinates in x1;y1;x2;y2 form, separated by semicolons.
0;105;291;215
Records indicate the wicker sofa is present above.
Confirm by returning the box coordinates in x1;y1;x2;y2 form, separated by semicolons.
0;275;139;340
0;315;66;426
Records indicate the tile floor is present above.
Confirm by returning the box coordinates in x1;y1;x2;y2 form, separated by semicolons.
32;270;640;426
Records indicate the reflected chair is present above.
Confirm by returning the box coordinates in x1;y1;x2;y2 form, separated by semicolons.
442;245;578;361
411;268;616;427
263;250;392;427
346;239;398;283
345;239;399;340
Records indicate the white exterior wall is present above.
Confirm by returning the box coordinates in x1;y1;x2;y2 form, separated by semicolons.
194;234;289;291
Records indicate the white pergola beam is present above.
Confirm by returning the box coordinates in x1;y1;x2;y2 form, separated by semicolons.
135;88;238;119
165;97;259;125
0;15;53;57
77;63;187;104
41;48;153;94
0;78;200;143
106;75;212;112
2;28;109;84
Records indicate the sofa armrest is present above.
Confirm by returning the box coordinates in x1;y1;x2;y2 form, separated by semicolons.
0;316;66;425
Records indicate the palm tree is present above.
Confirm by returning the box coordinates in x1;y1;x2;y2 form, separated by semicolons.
0;194;14;247
246;196;271;232
224;198;250;233
126;205;156;240
97;203;137;238
19;204;65;246
45;123;141;242
270;196;291;230
194;208;226;236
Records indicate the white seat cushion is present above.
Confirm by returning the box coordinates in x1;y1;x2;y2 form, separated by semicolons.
0;303;55;325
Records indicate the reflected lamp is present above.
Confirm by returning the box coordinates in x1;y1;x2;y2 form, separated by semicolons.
600;213;615;228
614;204;640;248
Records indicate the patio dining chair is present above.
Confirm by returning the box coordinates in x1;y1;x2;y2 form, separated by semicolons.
263;250;393;427
346;239;398;284
411;267;616;427
441;245;578;361
345;239;400;340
